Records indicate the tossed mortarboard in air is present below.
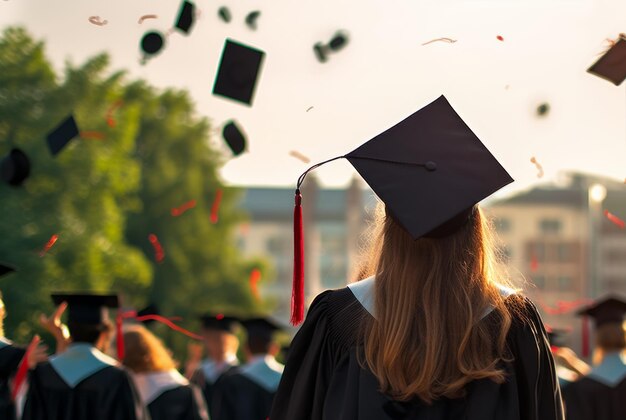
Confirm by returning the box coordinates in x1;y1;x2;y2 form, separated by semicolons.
0;262;16;278
212;39;265;105
137;303;160;325
141;31;166;56
222;120;246;156
47;115;79;156
199;313;240;333
588;35;626;85
1;148;30;186
218;6;232;23
328;32;349;51
577;295;626;327
290;95;514;324
245;11;261;30
175;0;195;34
241;317;282;341
51;293;119;325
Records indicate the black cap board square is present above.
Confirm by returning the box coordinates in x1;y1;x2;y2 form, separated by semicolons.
47;115;79;156
588;36;626;85
212;39;265;106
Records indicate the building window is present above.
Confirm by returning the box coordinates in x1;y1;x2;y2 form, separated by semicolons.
539;219;561;235
266;236;288;254
526;242;546;262
558;276;572;291
495;218;512;233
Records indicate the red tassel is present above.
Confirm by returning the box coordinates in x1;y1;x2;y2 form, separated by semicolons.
581;315;590;358
11;336;38;401
291;190;305;325
116;314;125;360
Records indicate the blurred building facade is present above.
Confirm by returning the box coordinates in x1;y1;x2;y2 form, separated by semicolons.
236;176;376;317
486;172;626;356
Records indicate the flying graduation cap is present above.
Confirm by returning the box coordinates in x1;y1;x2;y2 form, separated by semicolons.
577;296;626;327
222;120;247;156
290;95;514;325
212;39;265;105
174;0;195;34
245;11;261;30
588;35;626;85
47;115;79;156
141;31;166;56
1;148;31;186
0;263;16;278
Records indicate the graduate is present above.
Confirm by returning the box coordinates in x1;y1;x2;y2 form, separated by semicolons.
562;296;626;420
190;313;240;418
212;317;284;420
22;293;149;420
123;325;209;420
270;95;564;420
0;289;26;420
547;327;589;389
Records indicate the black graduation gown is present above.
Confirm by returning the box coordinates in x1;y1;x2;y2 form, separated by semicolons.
0;340;25;420
191;362;239;418
212;357;283;420
22;345;148;420
147;385;208;420
562;354;626;420
270;287;564;420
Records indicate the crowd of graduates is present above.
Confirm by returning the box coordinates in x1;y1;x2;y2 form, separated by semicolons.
0;289;285;420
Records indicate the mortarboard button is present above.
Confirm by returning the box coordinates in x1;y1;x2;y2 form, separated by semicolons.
222;120;247;156
1;148;31;186
588;35;626;85
199;313;240;333
141;31;165;56
245;11;261;30
212;39;265;105
0;262;17;278
218;6;232;23
175;0;195;34
47;115;79;156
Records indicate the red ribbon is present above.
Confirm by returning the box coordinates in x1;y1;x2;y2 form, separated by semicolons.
210;189;223;224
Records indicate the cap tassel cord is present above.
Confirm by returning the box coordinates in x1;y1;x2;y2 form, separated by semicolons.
291;189;305;325
116;314;125;360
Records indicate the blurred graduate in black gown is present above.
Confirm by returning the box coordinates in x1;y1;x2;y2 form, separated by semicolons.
270;96;564;420
123;325;208;420
23;293;148;420
190;314;240;418
562;296;626;420
212;317;284;420
0;289;26;420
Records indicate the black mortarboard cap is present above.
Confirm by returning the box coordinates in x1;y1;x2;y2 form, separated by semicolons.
290;95;513;325
199;313;239;333
218;6;231;23
577;296;626;327
313;43;328;63
51;293;119;325
47;115;79;156
222;120;246;156
588;35;626;85
0;262;16;278
137;304;160;325
245;11;261;30
1;148;31;186
328;32;349;51
212;39;265;105
241;317;281;341
141;31;165;55
175;0;195;34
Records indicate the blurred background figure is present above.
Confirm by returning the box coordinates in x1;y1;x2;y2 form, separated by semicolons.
0;289;26;420
562;296;626;420
123;325;208;420
190;314;240;418
22;293;148;420
546;326;590;389
212;317;284;420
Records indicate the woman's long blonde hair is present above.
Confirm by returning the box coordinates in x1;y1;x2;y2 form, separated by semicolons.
361;203;514;403
122;325;177;373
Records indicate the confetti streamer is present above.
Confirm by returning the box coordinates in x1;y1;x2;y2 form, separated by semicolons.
604;210;625;229
171;200;197;217
40;234;58;257
148;234;165;263
138;14;158;24
80;131;105;141
306;106;314;112
249;268;261;301
210;189;223;224
496;35;504;41
530;156;544;178
289;150;311;164
105;100;123;128
421;37;457;46
88;16;108;26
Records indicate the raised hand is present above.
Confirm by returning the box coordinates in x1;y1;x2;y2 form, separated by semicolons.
39;301;70;353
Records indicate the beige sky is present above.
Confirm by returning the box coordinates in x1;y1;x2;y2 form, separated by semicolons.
2;0;626;199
